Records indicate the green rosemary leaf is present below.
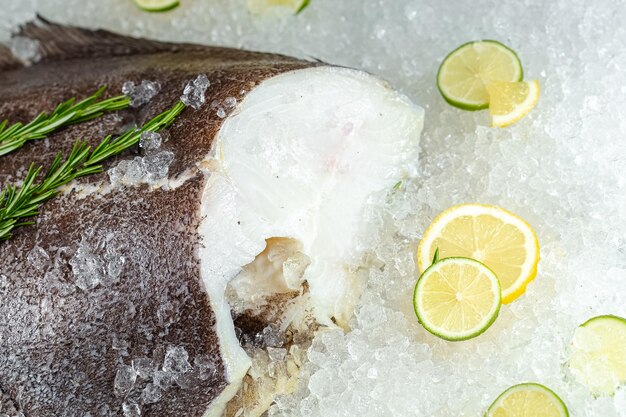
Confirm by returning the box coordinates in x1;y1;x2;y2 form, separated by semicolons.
0;86;130;157
0;138;27;156
0;100;186;241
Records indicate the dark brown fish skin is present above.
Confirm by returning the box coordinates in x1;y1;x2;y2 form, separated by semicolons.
0;19;316;417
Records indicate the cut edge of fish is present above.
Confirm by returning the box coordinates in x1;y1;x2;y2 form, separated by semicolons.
202;65;424;416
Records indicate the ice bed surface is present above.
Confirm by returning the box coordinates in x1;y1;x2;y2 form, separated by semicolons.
2;0;626;416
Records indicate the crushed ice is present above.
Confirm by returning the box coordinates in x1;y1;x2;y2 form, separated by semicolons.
267;347;287;362
27;245;50;270
255;324;285;348
122;80;161;108
112;347;214;410
10;36;41;65
144;151;175;181
181;74;210;109
282;251;310;289
0;274;9;294
132;357;156;379
122;400;141;417
108;131;173;187
209;96;237;119
69;238;125;290
139;131;162;151
114;364;136;397
6;0;626;416
112;334;131;355
140;383;162;405
107;148;175;188
153;370;174;390
223;96;237;108
163;346;192;374
194;354;218;380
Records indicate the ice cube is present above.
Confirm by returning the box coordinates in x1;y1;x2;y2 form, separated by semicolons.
181;74;210;109
10;36;41;64
268;361;287;378
194;354;218;380
122;400;141;417
140;383;161;404
139;131;162;151
125;158;147;183
114;364;136;397
143;151;174;182
267;347;287;362
132;357;156;379
70;241;104;291
255;324;284;348
109;150;173;186
108;162;126;186
173;371;197;389
163;346;192;374
122;80;161;108
282;252;310;289
27;246;50;270
195;73;210;89
121;81;134;96
153;370;174;390
224;96;237;108
104;247;125;284
0;274;8;294
112;334;130;353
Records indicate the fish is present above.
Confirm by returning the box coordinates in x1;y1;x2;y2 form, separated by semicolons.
0;18;424;417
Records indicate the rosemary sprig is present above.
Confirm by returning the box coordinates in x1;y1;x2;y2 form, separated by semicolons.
0;86;130;157
0;101;185;241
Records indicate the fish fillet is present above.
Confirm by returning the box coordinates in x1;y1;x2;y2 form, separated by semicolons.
0;19;423;417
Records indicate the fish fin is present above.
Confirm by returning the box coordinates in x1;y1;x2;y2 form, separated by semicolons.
15;15;198;63
308;56;328;64
0;44;23;71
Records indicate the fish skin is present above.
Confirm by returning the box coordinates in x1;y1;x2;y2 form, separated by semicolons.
0;44;21;71
0;18;317;417
0;18;314;185
0;176;224;417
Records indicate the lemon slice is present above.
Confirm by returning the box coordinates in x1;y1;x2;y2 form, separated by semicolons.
417;204;540;304
132;0;179;12
569;315;626;395
486;383;569;417
436;40;523;110
413;257;501;341
247;0;310;15
487;80;540;127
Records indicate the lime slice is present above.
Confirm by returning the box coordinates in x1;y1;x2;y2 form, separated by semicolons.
417;204;540;304
487;80;540;127
486;383;569;417
413;257;501;341
437;40;523;110
294;0;310;14
133;0;180;12
569;315;626;395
